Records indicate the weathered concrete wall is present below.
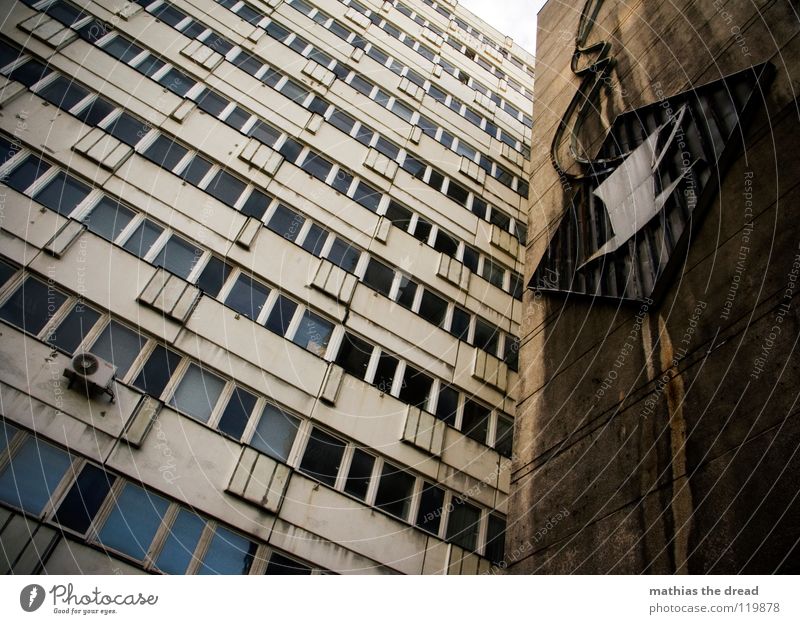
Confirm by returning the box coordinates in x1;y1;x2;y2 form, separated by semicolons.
508;0;800;573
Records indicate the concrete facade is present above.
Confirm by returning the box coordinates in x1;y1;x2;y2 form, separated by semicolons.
0;0;533;574
509;0;800;573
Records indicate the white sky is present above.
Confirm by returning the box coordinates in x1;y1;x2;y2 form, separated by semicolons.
458;0;548;55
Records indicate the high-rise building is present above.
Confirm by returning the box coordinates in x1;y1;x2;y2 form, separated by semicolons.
509;0;799;573
0;0;533;574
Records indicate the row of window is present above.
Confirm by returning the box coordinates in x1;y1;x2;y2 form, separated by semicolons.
291;0;531;130
0;422;317;574
0;36;524;299
0;200;514;453
212;0;531;161
139;0;531;206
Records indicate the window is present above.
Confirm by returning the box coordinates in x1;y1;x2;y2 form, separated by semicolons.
48;302;101;354
143;135;188;171
490;207;512;231
446;499;481;551
153;235;202;279
418;290;447;327
433;230;458;257
0;436;71;514
265;553;311;575
461;399;490;444
37;76;89;111
292;310;333;356
34;171;91;216
344;448;374;500
445;180;468;206
329;109;356;135
223;106;251;131
435;385;458;426
300;152;332;182
301;223;327;256
217;387;257;440
249;120;281;147
399;366;432;410
198;526;257;575
132;344;181;398
84;197;135;241
5;155;49;193
416;482;444;535
7;58;50;87
278;137;303;163
225;274;270;320
473;319;499;355
122;219;164;258
395;276;417;309
412;217;431;243
335;332;373;379
362;258;394;296
241;189;271;219
0;276;67;335
504;336;519;372
97;483;169;561
90;320;146;378
462;246;479;273
206;170;246;207
300;427;345;487
450;307;470;340
155;509;205;574
384;201;412;230
495;415;513;458
178;155;212;186
250;404;300;462
104;37;144;64
373;352;398;394
374;462;414;520
196;89;229;117
353;181;381;212
326;237;360;272
267;204;304;242
106;112;149;147
75;95;115;126
195;256;231;298
0;258;15;288
331;168;353;194
485;515;506;563
54;464;114;534
264;294;297;336
482;258;505;289
169;363;226;423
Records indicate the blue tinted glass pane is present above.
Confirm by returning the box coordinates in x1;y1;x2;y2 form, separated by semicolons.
89;320;145;378
169;363;225;423
83;197;135;241
0;436;71;514
98;483;169;560
264;295;297;336
54;463;114;534
155;509;206;574
34;171;91;216
0;421;18;453
292;311;333;356
225;274;270;319
198;526;256;575
0;276;67;335
4;156;50;193
47;302;101;354
217;387;257;440
122;219;163;258
250;404;300;463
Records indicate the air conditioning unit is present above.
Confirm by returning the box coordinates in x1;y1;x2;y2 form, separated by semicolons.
63;352;117;401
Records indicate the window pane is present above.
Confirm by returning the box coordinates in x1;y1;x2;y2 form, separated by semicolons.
4;155;50;193
435;385;458;426
416;482;444;535
106;112;150;147
372;352;398;394
419;290;447;328
169;362;226;423
83;197;135;241
223;105;251;130
90;320;145;379
301;223;327;256
462;246;479;273
485;515;506;564
48;302;101;354
97;483;169;561
353;181;381;212
450;307;470;341
495;415;513;458
142;135;188;171
37;76;89;111
292;310;333;356
153;235;202;279
241;189;271;219
265;552;311;575
264;294;297;336
363;258;394;296
399;366;432;410
198;526;257;574
0;276;67;335
206;170;246;207
335;332;372;380
300;152;332;182
504;336;519;372
299;427;345;487
75;96;116;126
374;462;414;520
155;509;205;574
248;119;281;146
0;436;71;514
0;421;18;454
7;58;50;87
344;448;374;501
433;230;458;257
482;258;505;289
225;274;270;320
217;386;257;440
103;36;144;64
473;318;499;354
132;344;181;398
32;171;91;215
446;499;480;551
384;201;412;230
195;256;232;298
326;237;359;272
250;404;300;462
54;463;114;534
267;204;305;242
122;219;164;258
331;168;353;194
412;217;431;243
462;399;490;444
179;155;212;186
